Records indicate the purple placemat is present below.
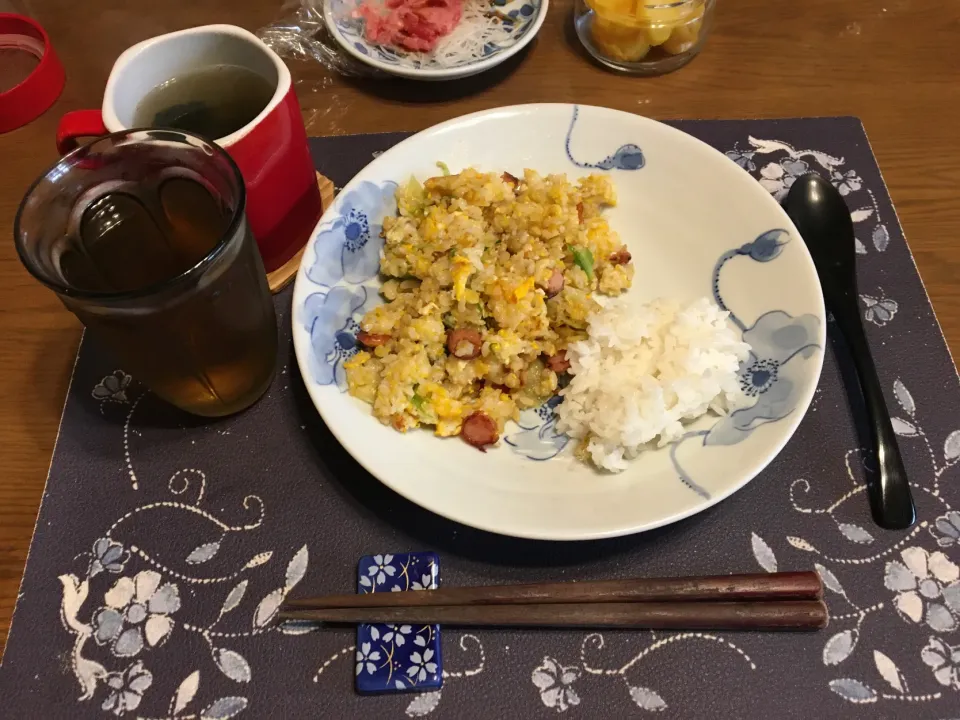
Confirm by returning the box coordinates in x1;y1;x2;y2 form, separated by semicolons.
2;119;959;719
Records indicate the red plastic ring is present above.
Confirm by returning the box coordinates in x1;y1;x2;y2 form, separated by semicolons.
0;14;65;133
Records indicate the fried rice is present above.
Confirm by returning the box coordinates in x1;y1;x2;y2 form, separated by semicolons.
344;167;633;446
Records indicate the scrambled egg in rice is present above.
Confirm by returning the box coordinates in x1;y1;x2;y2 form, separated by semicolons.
344;168;633;449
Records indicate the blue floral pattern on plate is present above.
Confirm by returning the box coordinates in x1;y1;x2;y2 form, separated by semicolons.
566;105;645;171
302;286;378;390
306;181;397;288
504;395;568;460
356;551;442;694
706;229;822;447
326;0;541;71
706;311;821;446
300;180;397;390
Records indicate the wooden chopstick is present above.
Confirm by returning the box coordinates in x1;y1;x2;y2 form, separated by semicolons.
278;600;829;631
281;571;822;610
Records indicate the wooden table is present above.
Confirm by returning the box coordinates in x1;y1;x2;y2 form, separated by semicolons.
1;0;958;654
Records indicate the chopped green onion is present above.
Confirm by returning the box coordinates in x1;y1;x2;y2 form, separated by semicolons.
403;175;426;217
442;312;456;329
436;161;451;176
411;393;426;411
570;246;595;280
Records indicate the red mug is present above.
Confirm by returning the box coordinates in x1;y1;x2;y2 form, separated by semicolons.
56;24;321;274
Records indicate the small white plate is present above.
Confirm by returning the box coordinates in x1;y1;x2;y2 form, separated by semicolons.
291;104;826;540
323;0;547;80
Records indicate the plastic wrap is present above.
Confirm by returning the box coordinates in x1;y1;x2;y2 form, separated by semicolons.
257;0;379;77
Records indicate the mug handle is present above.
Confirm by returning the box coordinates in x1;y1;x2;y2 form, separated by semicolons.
56;110;107;155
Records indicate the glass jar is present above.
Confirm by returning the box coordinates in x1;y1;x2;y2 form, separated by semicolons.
574;0;716;75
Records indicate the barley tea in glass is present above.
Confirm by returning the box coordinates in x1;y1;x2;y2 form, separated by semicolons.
15;129;278;417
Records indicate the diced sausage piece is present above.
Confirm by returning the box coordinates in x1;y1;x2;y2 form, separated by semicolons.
357;331;391;347
609;245;632;265
461;411;499;451
546;350;571;374
501;171;519;187
540;269;565;299
447;328;482;359
576;202;584;224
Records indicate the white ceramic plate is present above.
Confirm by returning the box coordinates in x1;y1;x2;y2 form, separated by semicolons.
323;0;547;80
291;104;826;540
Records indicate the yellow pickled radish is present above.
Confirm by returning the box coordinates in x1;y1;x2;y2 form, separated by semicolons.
644;23;672;45
660;19;701;54
591;15;651;61
660;2;704;54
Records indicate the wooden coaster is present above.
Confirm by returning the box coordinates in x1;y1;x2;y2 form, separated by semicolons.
267;172;336;294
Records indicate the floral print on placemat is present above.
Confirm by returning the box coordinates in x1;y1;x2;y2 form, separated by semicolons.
57;420;310;717
3;121;960;719
764;376;960;706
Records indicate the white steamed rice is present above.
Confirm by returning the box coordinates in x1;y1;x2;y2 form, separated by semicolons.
555;296;753;472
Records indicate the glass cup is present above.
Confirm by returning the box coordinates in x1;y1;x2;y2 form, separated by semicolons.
15;129;278;417
574;0;716;75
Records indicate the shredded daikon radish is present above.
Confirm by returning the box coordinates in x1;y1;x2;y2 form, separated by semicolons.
424;2;517;68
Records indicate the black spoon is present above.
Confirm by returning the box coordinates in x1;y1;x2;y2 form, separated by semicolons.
783;172;916;530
